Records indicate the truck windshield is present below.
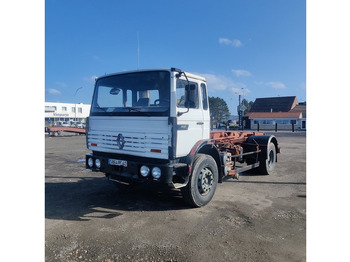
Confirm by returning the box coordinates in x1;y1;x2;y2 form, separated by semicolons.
90;71;170;116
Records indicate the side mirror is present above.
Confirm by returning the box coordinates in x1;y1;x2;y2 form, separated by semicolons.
184;84;196;108
185;84;196;91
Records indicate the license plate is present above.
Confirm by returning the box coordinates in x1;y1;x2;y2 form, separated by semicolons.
108;159;127;167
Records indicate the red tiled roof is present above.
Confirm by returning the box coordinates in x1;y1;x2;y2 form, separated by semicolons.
246;112;302;119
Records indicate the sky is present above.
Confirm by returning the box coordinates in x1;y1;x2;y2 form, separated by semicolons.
45;0;306;115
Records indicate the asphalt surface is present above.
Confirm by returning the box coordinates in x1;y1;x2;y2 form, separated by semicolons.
45;131;306;262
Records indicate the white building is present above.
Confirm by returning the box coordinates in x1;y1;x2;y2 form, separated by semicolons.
45;102;91;126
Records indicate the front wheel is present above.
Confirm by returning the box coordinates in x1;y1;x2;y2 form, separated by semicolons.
181;154;218;207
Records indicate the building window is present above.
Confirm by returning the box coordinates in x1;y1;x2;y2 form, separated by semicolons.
254;119;276;125
78;107;82;113
62;106;67;111
276;120;287;125
72;107;76;113
45;106;56;112
275;120;298;125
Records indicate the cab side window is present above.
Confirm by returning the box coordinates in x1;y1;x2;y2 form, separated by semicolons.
201;83;208;110
176;79;199;109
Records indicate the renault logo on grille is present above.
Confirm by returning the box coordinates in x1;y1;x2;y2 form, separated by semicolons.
116;133;126;149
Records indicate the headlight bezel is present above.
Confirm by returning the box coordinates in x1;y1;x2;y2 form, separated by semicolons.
95;158;101;168
140;165;150;177
87;158;94;168
151;167;161;179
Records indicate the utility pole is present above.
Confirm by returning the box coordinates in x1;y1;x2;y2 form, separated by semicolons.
74;87;83;121
238;94;242;128
137;32;140;69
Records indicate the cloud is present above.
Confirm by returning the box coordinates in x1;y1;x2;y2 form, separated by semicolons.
200;73;231;90
232;69;252;77
230;83;250;96
84;76;98;83
55;82;67;88
255;81;286;89
219;38;232;45
219;38;243;47
48;88;61;95
265;81;286;89
198;73;250;95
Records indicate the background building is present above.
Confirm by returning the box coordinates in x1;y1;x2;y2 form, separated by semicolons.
245;96;306;130
45;102;91;127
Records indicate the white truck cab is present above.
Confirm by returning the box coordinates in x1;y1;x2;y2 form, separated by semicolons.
86;68;210;186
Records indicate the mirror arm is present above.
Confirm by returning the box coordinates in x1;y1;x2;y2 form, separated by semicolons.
177;107;189;117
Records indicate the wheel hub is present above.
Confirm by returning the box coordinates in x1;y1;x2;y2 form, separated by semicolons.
198;167;214;196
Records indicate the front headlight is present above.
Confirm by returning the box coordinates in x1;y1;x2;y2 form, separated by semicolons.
95;158;101;168
87;158;93;168
140;165;150;177
152;167;161;179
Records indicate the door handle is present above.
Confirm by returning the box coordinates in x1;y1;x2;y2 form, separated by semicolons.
197;122;204;125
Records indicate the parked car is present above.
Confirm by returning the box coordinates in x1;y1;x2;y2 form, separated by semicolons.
219;122;226;128
75;121;85;128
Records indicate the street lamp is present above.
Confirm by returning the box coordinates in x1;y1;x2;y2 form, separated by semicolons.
74;87;83;121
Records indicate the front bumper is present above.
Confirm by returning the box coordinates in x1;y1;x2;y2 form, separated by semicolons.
86;153;187;186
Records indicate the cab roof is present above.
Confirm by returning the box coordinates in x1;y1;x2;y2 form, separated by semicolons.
96;68;206;82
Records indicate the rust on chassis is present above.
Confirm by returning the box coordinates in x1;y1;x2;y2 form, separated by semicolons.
210;131;265;179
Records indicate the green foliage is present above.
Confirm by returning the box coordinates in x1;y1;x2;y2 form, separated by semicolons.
209;97;230;127
242;98;254;115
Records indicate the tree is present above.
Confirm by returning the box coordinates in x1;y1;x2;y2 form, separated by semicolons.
242;98;254;115
209;97;230;128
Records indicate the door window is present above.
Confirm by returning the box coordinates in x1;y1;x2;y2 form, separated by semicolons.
176;79;198;109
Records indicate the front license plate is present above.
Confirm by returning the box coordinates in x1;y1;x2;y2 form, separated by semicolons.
108;159;127;167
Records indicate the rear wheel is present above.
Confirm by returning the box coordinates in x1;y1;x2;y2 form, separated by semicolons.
181;154;218;207
259;142;276;175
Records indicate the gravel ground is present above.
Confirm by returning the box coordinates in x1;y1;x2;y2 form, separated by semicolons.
45;131;306;262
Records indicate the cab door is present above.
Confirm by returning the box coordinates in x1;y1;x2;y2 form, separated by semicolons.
200;83;210;139
175;78;205;157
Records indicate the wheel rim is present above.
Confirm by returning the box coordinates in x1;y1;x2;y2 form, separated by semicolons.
197;167;214;196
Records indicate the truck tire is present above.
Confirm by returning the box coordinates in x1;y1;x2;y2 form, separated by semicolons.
181;154;218;207
259;142;276;175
